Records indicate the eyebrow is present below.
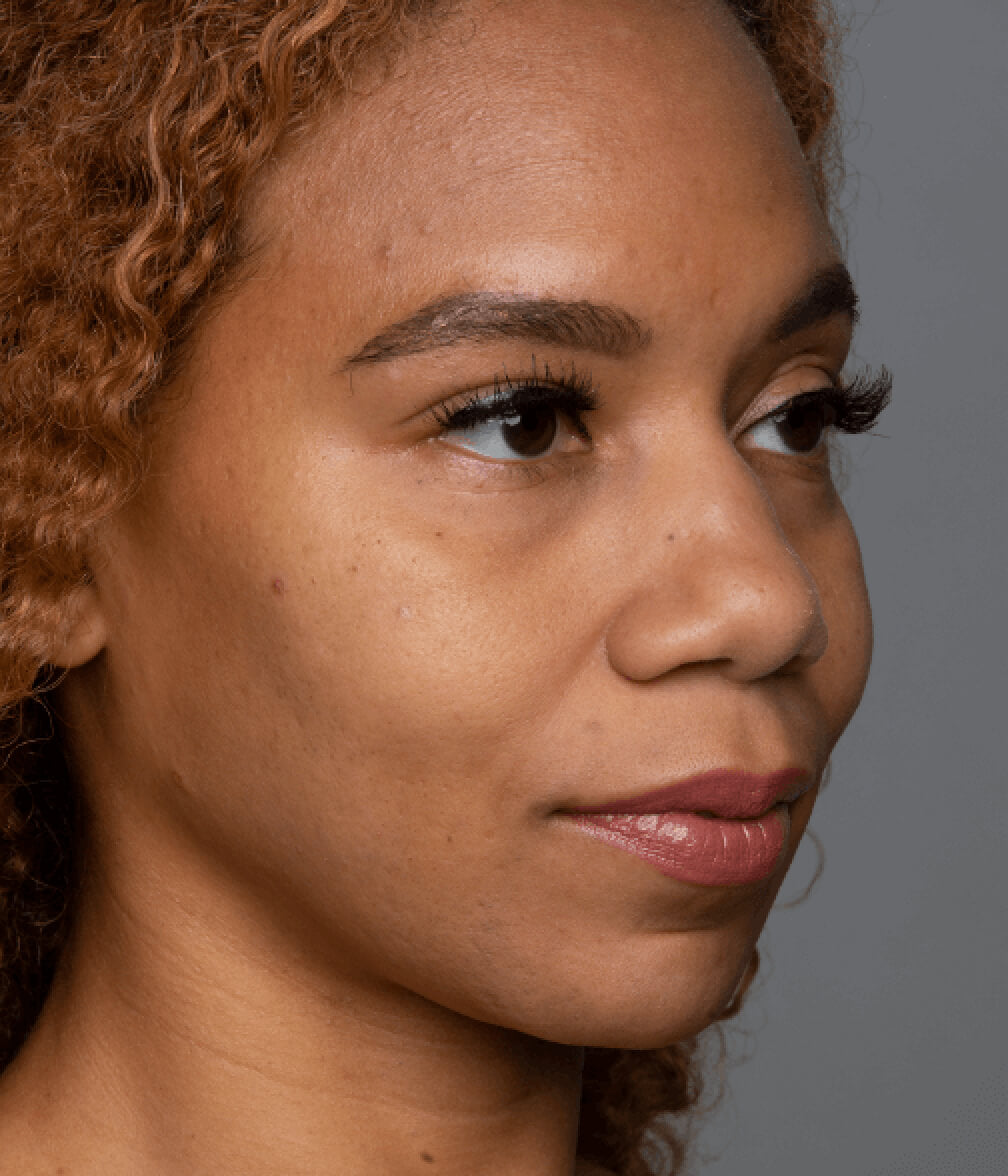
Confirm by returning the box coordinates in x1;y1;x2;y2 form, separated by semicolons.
342;292;653;368
341;263;859;369
770;262;860;341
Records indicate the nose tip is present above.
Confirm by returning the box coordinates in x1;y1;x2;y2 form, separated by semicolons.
604;473;830;685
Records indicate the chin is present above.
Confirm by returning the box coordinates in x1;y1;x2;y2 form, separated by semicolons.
497;938;758;1051
578;983;745;1051
535;996;738;1052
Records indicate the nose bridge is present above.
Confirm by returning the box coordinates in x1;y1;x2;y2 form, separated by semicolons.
606;435;828;684
679;445;797;573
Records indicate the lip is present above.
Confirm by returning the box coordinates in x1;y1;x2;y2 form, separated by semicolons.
566;769;813;887
568;768;811;820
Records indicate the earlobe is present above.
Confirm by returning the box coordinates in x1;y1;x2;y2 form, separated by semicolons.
48;581;109;670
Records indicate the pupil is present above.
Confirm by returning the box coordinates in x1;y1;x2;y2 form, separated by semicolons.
779;401;830;452
501;407;558;457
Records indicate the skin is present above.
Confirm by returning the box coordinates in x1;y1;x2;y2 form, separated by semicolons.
0;1;873;1173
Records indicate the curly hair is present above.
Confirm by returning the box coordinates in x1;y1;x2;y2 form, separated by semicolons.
0;2;843;1171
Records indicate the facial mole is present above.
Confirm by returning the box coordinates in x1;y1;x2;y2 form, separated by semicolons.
420;1154;435;1165
667;532;675;542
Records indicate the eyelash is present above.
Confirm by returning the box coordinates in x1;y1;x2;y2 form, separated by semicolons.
429;363;892;446
430;361;601;438
776;367;893;436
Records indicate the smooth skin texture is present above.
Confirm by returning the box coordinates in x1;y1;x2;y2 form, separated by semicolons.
0;1;872;1173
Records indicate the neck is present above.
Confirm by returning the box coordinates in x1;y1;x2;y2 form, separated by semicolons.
0;821;587;1176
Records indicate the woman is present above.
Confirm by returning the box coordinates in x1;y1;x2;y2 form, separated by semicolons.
0;1;891;1173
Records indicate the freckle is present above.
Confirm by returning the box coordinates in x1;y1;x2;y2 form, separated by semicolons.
349;564;359;574
667;532;675;542
434;530;443;538
271;577;286;596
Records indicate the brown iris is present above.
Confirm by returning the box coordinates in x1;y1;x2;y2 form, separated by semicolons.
500;407;560;457
774;398;837;453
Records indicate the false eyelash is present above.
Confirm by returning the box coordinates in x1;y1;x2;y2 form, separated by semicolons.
431;361;601;439
817;365;893;434
430;362;892;438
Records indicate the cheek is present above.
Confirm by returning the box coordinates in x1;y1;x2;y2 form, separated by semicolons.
256;458;604;752
146;451;578;803
792;496;873;736
273;538;581;789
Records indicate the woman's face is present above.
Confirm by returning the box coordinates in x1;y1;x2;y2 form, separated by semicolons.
73;0;872;1047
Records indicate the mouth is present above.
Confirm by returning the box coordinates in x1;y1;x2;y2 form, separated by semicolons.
564;768;813;887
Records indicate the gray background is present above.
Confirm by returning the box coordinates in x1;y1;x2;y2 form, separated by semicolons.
690;1;1007;1173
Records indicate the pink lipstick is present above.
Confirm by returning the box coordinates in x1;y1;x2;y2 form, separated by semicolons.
568;769;810;887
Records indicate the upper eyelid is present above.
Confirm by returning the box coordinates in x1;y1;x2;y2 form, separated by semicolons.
431;368;601;423
731;372;841;436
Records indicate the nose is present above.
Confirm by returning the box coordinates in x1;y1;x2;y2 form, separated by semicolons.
604;440;829;685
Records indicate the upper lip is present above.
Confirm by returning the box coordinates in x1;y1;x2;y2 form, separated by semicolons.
568;768;813;821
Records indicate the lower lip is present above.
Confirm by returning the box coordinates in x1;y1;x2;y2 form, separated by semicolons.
570;805;791;886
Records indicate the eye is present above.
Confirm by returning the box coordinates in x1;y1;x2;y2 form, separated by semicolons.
445;404;569;460
431;371;598;462
741;389;839;456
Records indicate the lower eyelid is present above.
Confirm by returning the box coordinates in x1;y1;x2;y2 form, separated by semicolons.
429;442;567;488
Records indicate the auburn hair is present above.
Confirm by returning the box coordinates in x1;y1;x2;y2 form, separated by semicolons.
0;2;843;1171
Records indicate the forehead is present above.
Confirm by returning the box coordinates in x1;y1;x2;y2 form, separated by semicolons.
243;0;833;341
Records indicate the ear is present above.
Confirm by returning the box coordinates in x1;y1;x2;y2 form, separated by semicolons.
48;579;109;670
